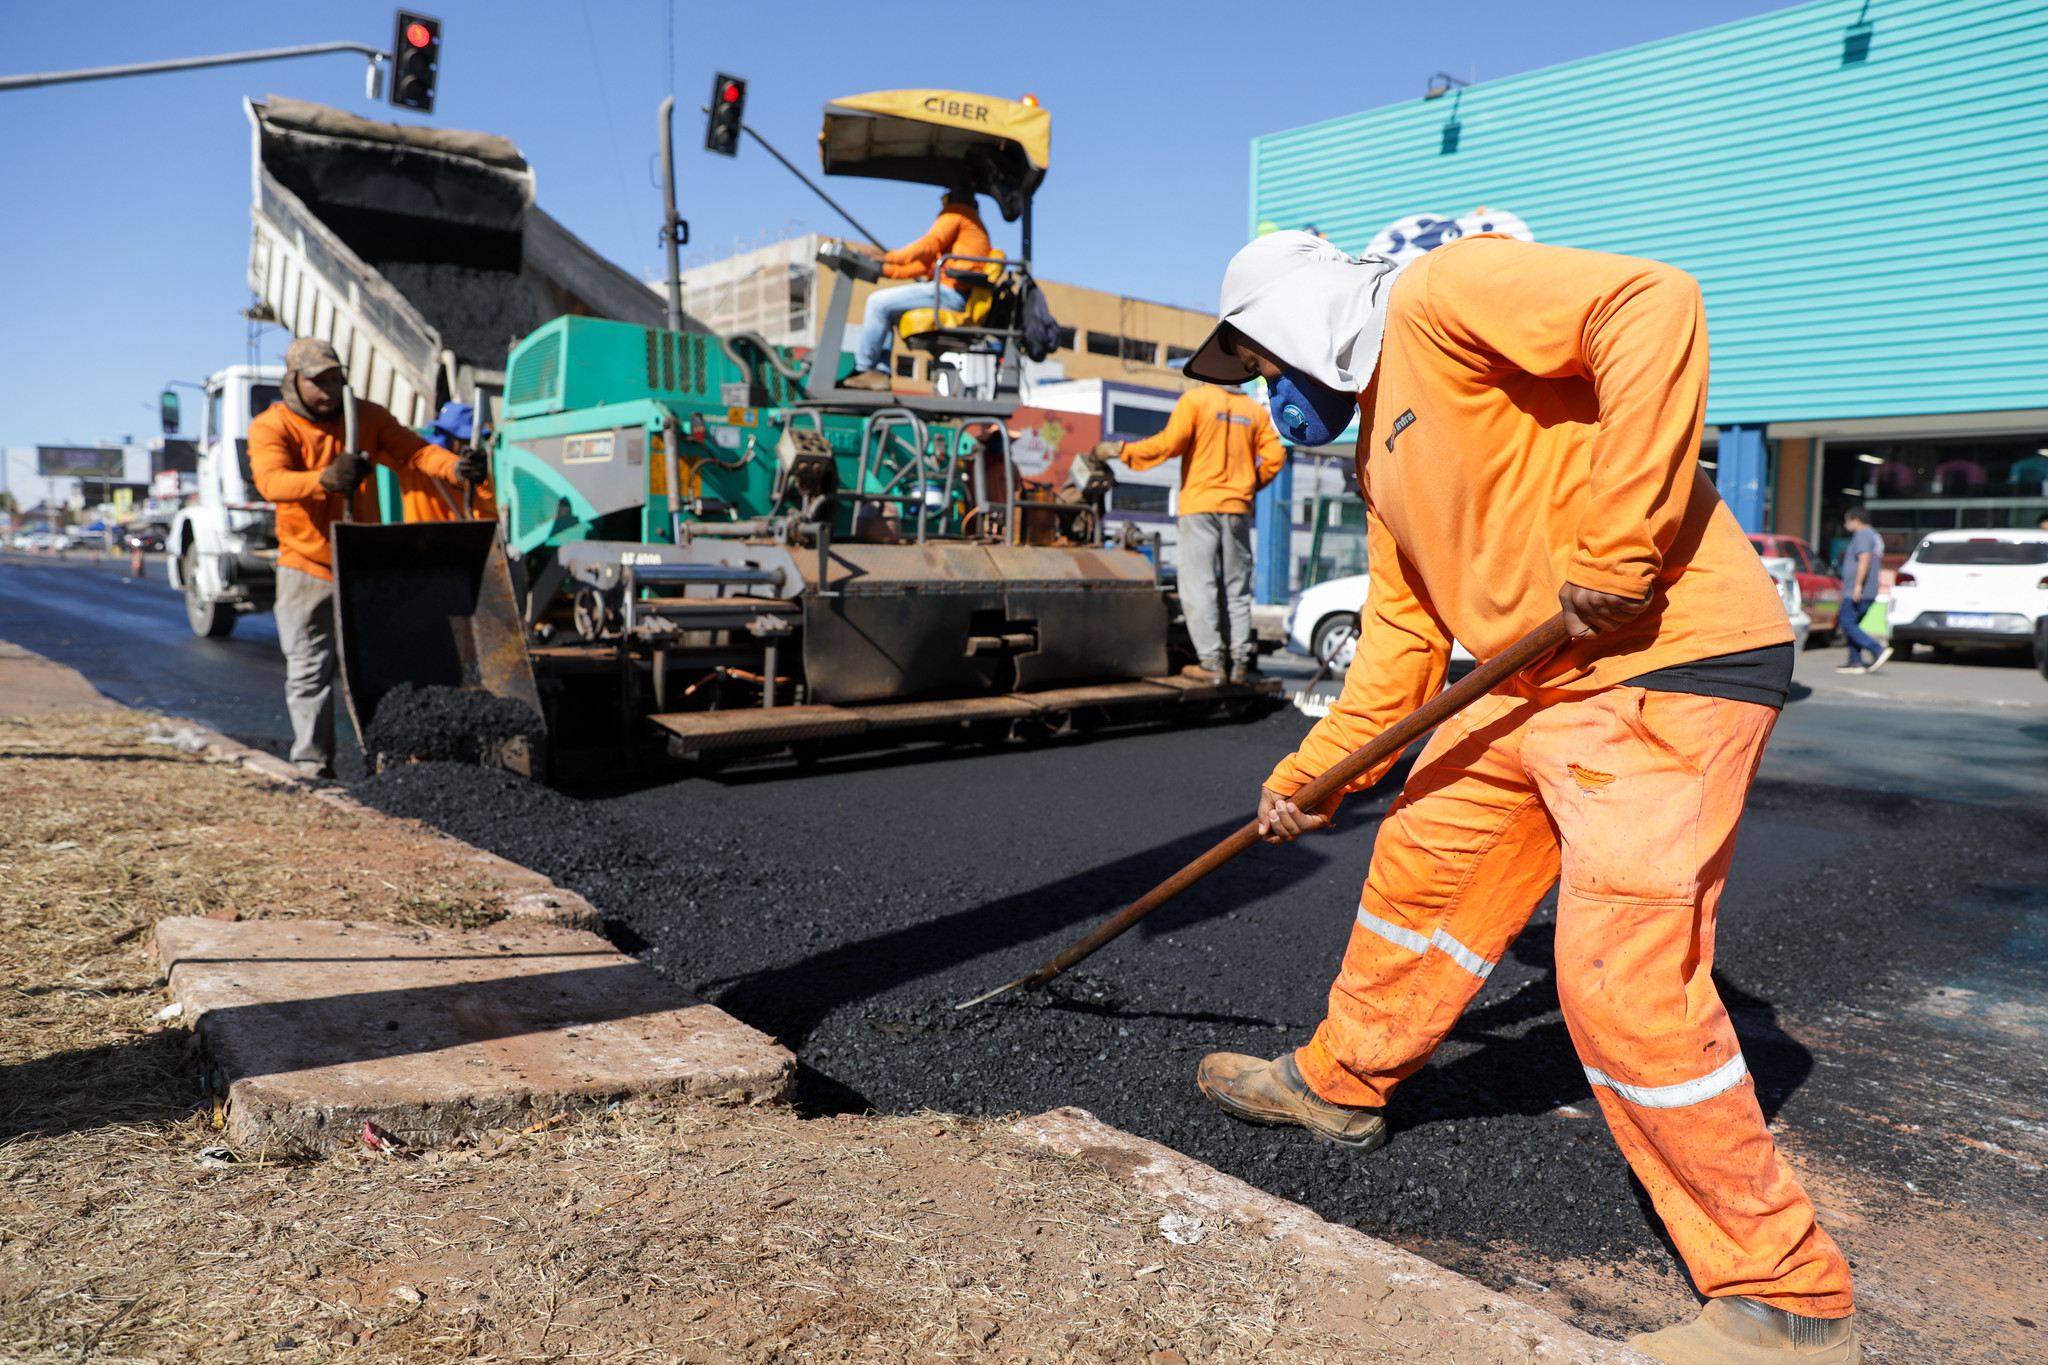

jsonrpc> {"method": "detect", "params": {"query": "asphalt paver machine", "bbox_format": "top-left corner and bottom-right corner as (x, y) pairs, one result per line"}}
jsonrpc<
(338, 89), (1278, 777)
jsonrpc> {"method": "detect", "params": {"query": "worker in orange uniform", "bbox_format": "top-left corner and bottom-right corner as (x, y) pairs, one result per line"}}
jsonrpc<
(840, 187), (993, 391)
(247, 339), (485, 778)
(1092, 385), (1286, 682)
(1179, 232), (1857, 1364)
(392, 401), (500, 524)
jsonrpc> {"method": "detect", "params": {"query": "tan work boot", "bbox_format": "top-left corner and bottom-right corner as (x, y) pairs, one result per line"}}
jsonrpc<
(1228, 656), (1261, 685)
(840, 369), (894, 391)
(1196, 1052), (1386, 1150)
(1630, 1298), (1859, 1364)
(1181, 658), (1227, 683)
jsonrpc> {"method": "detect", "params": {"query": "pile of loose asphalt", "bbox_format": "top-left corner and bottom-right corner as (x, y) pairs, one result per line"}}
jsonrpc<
(361, 682), (544, 768)
(353, 706), (2048, 1305)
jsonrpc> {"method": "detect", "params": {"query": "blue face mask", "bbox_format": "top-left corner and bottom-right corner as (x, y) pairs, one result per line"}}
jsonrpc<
(1267, 369), (1355, 446)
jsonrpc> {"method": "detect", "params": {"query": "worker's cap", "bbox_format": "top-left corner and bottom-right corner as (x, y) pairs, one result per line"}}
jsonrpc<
(432, 401), (475, 441)
(1180, 319), (1255, 386)
(285, 337), (345, 378)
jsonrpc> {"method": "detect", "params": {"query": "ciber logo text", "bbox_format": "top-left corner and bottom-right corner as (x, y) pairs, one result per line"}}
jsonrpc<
(924, 97), (991, 122)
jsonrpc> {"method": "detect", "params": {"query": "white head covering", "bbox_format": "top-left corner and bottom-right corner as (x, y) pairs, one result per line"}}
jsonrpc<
(1182, 231), (1409, 394)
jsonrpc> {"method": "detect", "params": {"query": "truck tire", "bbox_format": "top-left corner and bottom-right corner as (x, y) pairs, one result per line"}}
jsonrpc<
(181, 543), (236, 639)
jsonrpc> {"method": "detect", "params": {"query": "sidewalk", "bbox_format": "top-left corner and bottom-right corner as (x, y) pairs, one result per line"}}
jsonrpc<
(1794, 642), (2046, 710)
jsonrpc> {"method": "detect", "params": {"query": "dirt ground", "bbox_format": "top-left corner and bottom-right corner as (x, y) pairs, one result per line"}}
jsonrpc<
(0, 710), (1474, 1364)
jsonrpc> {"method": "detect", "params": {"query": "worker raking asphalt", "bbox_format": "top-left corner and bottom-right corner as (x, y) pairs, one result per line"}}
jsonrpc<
(349, 710), (2047, 1337)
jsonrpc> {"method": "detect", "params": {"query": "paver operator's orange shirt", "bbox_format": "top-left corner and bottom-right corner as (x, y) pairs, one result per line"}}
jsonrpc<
(1117, 384), (1287, 517)
(247, 398), (461, 581)
(1266, 236), (1790, 800)
(881, 202), (993, 282)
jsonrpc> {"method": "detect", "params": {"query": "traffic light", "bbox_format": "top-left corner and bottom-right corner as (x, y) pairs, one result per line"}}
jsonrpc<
(705, 73), (746, 156)
(159, 391), (180, 436)
(390, 10), (441, 113)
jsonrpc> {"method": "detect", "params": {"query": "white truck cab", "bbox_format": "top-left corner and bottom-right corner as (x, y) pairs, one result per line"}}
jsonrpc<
(165, 365), (285, 636)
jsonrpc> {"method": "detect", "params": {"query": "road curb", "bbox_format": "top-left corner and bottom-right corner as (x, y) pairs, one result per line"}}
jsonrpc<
(162, 716), (604, 932)
(1016, 1107), (1656, 1364)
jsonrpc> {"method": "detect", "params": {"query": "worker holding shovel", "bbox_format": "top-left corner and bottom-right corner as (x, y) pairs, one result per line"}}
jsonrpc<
(1176, 232), (1855, 1363)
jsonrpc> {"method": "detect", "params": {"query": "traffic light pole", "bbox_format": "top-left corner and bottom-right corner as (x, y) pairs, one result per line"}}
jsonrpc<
(658, 96), (687, 335)
(0, 41), (388, 93)
(729, 117), (885, 251)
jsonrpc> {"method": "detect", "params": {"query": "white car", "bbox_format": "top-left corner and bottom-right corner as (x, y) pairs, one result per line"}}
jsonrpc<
(1284, 574), (1474, 672)
(1287, 560), (1811, 670)
(1887, 528), (2048, 668)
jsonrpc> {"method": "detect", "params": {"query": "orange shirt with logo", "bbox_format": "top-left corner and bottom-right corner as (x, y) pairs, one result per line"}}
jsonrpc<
(1267, 236), (1790, 799)
(1116, 384), (1286, 516)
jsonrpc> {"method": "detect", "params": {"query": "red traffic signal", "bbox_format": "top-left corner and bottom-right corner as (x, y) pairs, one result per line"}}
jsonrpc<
(389, 9), (441, 114)
(705, 72), (746, 157)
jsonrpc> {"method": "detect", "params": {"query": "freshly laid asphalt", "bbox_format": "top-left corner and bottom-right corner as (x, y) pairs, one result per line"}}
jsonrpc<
(10, 553), (2048, 1339)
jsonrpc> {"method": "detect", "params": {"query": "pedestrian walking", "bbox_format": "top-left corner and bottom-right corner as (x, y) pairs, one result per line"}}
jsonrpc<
(1180, 230), (1856, 1362)
(1835, 508), (1889, 674)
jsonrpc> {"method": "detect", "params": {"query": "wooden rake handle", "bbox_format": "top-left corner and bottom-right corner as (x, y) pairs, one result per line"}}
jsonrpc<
(970, 613), (1570, 1005)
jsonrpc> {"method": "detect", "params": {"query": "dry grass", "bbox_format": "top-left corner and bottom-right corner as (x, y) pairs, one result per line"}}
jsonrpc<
(0, 1101), (1405, 1364)
(0, 711), (1420, 1364)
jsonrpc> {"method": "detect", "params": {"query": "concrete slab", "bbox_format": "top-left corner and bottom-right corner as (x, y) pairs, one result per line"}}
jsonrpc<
(0, 638), (123, 714)
(1018, 1107), (1655, 1365)
(152, 916), (795, 1155)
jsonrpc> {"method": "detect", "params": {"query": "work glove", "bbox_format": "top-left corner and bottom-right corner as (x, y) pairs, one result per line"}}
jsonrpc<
(1090, 441), (1123, 463)
(455, 448), (489, 484)
(318, 448), (366, 494)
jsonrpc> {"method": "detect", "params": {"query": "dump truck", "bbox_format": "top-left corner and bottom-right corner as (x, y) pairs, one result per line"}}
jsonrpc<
(331, 89), (1279, 778)
(170, 97), (677, 640)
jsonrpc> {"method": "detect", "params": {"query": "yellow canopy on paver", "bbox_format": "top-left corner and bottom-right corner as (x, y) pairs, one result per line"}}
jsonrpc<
(819, 89), (1049, 221)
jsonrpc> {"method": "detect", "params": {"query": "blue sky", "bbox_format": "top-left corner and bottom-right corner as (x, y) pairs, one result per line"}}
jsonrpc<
(0, 0), (1798, 450)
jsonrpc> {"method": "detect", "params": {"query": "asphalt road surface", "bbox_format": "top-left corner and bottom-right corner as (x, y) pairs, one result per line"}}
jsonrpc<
(8, 552), (2046, 1356)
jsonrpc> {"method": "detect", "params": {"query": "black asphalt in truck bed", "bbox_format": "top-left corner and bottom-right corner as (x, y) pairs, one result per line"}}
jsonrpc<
(353, 706), (2048, 1331)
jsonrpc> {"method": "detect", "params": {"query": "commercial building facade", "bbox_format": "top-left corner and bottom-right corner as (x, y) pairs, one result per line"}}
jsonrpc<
(671, 233), (1213, 395)
(1249, 0), (2048, 569)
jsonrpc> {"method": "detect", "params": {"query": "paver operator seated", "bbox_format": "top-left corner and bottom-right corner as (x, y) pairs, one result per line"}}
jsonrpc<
(1179, 232), (1856, 1364)
(247, 338), (486, 779)
(1091, 386), (1286, 683)
(839, 188), (992, 391)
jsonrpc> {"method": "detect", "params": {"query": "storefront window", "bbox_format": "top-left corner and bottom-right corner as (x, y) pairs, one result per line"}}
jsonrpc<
(1819, 435), (2048, 563)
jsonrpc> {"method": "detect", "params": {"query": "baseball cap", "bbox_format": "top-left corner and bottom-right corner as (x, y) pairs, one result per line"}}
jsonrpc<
(285, 337), (344, 377)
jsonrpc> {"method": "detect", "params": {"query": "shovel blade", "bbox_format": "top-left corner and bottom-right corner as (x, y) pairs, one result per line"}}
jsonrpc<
(332, 520), (545, 777)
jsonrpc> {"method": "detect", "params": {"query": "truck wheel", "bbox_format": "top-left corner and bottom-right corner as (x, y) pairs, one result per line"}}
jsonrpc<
(181, 544), (235, 638)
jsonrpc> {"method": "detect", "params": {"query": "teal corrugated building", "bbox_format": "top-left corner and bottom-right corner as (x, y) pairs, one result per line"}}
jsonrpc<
(1250, 0), (2048, 551)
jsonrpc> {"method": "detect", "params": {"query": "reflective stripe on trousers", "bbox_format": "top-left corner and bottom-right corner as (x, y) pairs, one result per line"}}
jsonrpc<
(1293, 685), (1854, 1316)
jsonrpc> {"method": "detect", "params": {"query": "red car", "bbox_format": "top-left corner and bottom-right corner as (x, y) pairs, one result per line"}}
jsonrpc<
(1748, 533), (1839, 635)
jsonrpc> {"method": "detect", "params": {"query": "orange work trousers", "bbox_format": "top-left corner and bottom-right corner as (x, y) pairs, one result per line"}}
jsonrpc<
(1294, 685), (1854, 1316)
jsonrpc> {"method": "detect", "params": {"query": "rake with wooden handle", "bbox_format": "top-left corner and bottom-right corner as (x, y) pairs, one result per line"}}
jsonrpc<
(955, 613), (1572, 1009)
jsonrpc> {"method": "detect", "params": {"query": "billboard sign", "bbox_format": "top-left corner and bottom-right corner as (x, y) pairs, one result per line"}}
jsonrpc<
(37, 446), (126, 477)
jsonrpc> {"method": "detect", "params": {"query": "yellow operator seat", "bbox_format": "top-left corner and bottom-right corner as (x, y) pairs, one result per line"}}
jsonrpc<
(895, 250), (1007, 353)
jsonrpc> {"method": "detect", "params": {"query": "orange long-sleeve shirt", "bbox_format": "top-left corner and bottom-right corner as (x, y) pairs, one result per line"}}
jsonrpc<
(882, 203), (993, 282)
(1116, 384), (1286, 516)
(247, 398), (460, 580)
(1266, 235), (1789, 800)
(395, 463), (498, 524)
